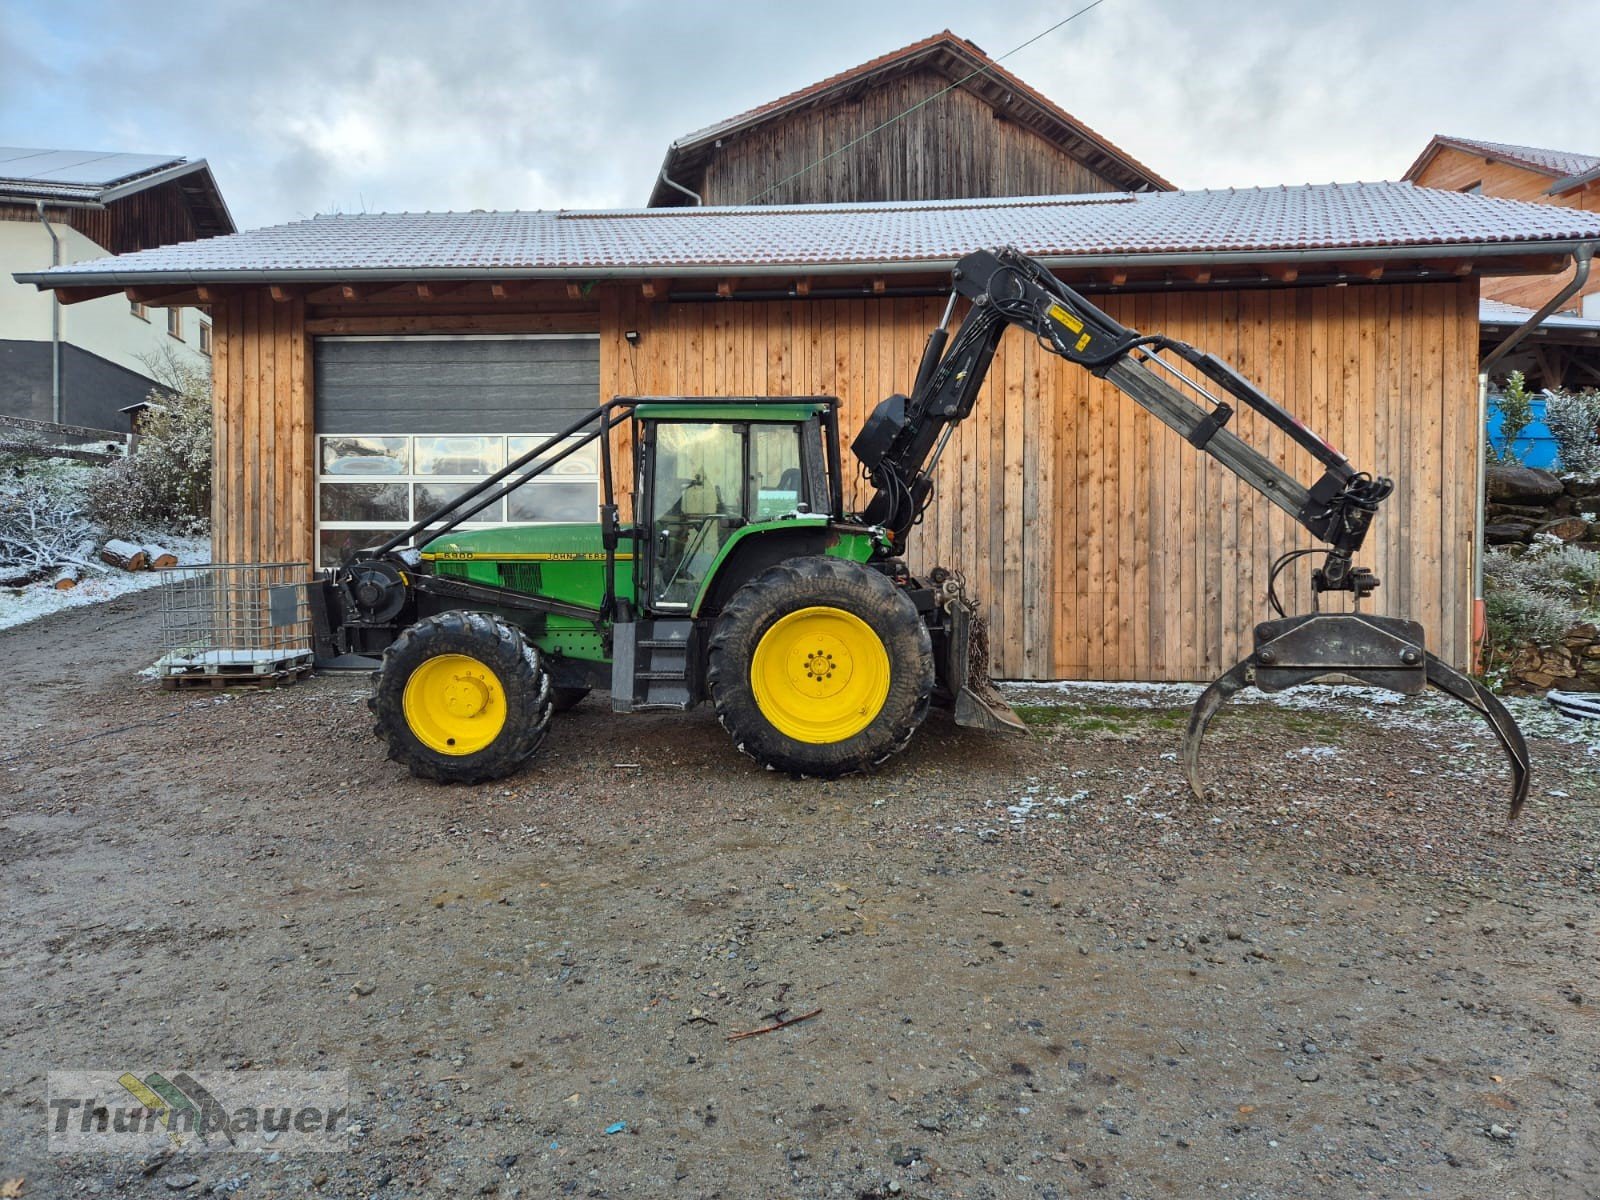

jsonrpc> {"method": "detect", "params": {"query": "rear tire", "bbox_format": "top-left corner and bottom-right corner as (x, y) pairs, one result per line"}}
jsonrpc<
(369, 610), (553, 783)
(707, 556), (933, 776)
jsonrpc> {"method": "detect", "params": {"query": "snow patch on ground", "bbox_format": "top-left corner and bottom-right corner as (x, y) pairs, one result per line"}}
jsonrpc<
(1003, 783), (1090, 826)
(1000, 678), (1406, 709)
(0, 535), (210, 633)
(998, 678), (1600, 755)
(1004, 679), (1204, 703)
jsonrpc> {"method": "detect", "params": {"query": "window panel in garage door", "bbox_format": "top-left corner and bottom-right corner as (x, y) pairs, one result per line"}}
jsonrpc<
(313, 334), (601, 568)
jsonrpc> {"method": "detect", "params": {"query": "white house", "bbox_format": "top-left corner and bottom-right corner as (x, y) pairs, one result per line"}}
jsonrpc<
(0, 147), (233, 430)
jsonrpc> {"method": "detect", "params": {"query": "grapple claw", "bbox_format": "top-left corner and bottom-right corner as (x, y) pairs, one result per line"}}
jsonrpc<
(1181, 612), (1531, 817)
(1422, 652), (1532, 820)
(1182, 659), (1254, 801)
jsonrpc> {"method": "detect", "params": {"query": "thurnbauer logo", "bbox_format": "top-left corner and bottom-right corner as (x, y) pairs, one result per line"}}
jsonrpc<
(48, 1070), (349, 1155)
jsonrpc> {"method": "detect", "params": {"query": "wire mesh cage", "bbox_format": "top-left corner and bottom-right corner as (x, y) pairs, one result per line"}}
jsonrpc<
(155, 563), (314, 684)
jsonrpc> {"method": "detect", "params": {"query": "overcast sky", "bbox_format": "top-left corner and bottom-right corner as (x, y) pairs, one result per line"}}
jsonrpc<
(2, 0), (1593, 231)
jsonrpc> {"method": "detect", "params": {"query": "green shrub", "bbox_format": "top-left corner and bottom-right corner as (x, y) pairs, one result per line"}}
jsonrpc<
(1545, 387), (1600, 480)
(1484, 583), (1582, 652)
(1492, 370), (1535, 465)
(1483, 541), (1600, 657)
(1533, 543), (1600, 607)
(85, 348), (211, 537)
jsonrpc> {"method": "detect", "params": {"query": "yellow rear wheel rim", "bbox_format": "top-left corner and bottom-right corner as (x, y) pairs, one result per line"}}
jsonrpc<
(751, 606), (890, 744)
(402, 653), (508, 756)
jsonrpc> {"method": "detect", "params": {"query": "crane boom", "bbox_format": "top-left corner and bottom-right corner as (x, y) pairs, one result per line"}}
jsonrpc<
(852, 245), (1529, 816)
(853, 246), (1391, 597)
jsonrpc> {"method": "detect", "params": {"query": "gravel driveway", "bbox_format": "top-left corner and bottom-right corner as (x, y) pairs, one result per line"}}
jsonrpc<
(3, 591), (1598, 1199)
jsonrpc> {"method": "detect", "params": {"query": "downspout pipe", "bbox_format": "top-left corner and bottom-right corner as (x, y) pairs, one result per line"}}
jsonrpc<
(1472, 241), (1594, 672)
(1481, 243), (1593, 376)
(35, 200), (62, 424)
(658, 165), (702, 207)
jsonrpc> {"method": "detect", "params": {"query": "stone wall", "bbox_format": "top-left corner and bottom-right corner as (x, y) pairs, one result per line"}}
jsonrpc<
(1485, 465), (1600, 547)
(1485, 464), (1600, 693)
(1502, 622), (1600, 692)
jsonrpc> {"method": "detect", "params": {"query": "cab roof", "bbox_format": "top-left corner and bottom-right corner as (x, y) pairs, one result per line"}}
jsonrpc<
(631, 399), (831, 422)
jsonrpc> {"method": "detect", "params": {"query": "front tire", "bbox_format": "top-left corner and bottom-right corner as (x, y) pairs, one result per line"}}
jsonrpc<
(369, 610), (553, 783)
(707, 557), (933, 776)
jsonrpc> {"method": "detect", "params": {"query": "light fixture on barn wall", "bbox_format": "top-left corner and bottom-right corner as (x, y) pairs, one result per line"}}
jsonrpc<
(624, 330), (642, 346)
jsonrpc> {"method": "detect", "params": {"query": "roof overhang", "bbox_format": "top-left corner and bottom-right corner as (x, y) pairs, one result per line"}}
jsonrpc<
(17, 239), (1591, 292)
(1550, 164), (1600, 195)
(1481, 311), (1600, 346)
(1, 158), (235, 236)
(1405, 134), (1600, 187)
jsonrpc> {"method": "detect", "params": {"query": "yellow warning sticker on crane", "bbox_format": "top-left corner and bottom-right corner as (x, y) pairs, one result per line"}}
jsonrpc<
(1046, 304), (1084, 334)
(1047, 303), (1095, 353)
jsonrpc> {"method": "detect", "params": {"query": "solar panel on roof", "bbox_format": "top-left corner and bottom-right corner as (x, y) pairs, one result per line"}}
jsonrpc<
(0, 146), (183, 187)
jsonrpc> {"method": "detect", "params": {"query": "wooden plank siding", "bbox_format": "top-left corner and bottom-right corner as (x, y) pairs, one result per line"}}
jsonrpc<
(207, 277), (1478, 680)
(1, 178), (207, 254)
(596, 279), (1479, 680)
(210, 291), (313, 567)
(695, 69), (1120, 207)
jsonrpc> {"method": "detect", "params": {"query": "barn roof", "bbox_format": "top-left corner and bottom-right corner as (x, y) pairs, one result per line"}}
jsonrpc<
(16, 181), (1600, 289)
(0, 146), (235, 234)
(1404, 135), (1600, 194)
(1480, 297), (1600, 333)
(648, 30), (1174, 204)
(0, 147), (233, 228)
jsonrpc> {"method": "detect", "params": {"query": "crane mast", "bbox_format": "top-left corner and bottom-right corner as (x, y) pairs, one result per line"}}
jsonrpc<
(852, 247), (1392, 598)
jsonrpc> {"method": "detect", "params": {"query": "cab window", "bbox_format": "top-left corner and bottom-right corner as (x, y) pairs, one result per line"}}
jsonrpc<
(748, 423), (806, 518)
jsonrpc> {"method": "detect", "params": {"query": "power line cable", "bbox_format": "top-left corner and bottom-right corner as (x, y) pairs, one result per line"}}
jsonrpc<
(744, 2), (1111, 205)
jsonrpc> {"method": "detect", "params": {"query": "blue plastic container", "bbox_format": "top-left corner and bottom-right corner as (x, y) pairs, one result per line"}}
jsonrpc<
(1486, 395), (1558, 470)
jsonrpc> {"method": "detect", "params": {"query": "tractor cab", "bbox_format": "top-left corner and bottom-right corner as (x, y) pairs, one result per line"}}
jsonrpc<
(633, 402), (837, 611)
(317, 395), (881, 717)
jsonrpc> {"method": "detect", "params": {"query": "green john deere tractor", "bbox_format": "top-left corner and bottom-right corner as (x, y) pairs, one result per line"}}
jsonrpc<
(313, 247), (1529, 812)
(314, 396), (1011, 784)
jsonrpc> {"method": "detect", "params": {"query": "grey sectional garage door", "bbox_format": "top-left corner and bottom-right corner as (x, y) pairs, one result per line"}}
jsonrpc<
(313, 334), (599, 434)
(311, 334), (603, 568)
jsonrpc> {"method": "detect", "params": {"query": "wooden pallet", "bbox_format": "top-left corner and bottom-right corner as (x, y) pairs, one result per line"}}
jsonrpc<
(159, 662), (314, 691)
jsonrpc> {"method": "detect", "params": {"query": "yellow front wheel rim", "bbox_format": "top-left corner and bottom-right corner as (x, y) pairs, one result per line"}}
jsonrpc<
(402, 653), (508, 756)
(751, 606), (890, 744)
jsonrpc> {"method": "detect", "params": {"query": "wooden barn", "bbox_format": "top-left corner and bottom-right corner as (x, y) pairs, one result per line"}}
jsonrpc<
(646, 30), (1171, 207)
(16, 38), (1600, 682)
(1402, 135), (1600, 392)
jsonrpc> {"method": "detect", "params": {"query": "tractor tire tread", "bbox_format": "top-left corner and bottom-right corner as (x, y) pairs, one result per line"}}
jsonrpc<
(706, 556), (932, 777)
(370, 609), (553, 784)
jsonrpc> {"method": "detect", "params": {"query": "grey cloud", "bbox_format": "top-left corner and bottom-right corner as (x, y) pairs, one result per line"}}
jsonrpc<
(2, 0), (1593, 230)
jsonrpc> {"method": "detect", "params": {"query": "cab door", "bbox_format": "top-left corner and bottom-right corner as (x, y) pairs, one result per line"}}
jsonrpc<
(639, 419), (749, 610)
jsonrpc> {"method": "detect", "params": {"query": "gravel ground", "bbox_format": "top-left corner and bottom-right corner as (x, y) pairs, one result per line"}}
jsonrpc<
(3, 591), (1599, 1200)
